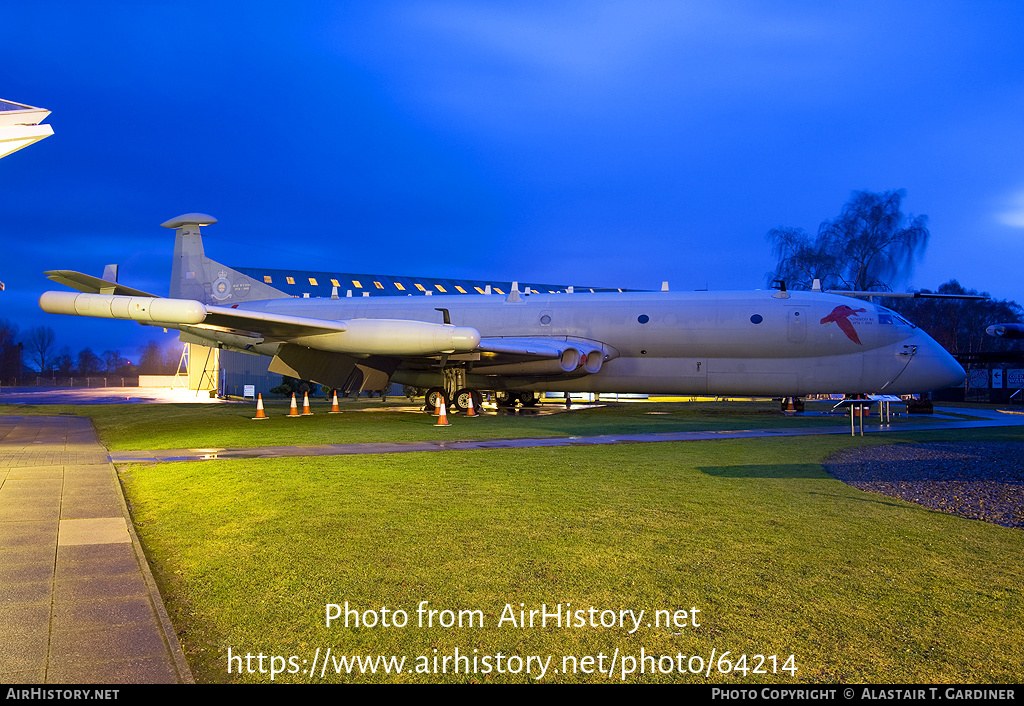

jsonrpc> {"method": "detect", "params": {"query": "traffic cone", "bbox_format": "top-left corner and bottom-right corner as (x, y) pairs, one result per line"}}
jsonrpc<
(302, 391), (313, 415)
(329, 390), (342, 413)
(434, 399), (451, 426)
(287, 393), (300, 417)
(465, 393), (478, 417)
(252, 393), (269, 420)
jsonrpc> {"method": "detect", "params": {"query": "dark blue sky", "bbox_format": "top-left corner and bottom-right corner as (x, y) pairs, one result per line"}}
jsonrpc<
(3, 1), (1024, 364)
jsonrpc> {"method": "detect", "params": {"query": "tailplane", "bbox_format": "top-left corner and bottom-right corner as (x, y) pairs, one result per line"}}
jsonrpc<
(165, 213), (289, 304)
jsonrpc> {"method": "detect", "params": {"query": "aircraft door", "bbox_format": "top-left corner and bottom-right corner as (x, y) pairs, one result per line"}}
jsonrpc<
(787, 307), (807, 343)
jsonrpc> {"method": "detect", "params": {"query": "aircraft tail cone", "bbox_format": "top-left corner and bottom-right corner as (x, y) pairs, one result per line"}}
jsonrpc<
(329, 390), (342, 413)
(302, 391), (313, 415)
(287, 393), (300, 418)
(435, 400), (451, 426)
(252, 393), (269, 420)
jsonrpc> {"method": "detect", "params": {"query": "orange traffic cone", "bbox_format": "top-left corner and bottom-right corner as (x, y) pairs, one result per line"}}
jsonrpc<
(434, 399), (451, 426)
(465, 393), (478, 417)
(287, 393), (300, 417)
(302, 391), (313, 415)
(252, 393), (269, 420)
(329, 390), (342, 413)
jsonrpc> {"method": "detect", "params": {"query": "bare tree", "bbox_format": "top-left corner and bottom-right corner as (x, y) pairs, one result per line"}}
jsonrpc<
(76, 347), (103, 376)
(26, 326), (56, 373)
(769, 189), (929, 291)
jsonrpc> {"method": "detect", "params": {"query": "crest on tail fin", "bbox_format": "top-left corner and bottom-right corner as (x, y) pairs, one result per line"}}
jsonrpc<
(165, 213), (289, 304)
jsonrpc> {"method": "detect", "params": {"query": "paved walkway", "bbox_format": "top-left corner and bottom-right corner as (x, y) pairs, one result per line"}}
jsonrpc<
(0, 416), (192, 683)
(109, 407), (1024, 463)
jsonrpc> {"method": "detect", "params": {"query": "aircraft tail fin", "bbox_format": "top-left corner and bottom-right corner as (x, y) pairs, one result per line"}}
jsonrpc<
(165, 213), (289, 304)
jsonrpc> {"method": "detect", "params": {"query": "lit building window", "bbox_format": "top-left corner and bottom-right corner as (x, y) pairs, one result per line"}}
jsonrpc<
(474, 286), (485, 294)
(394, 282), (406, 291)
(493, 287), (505, 294)
(308, 277), (318, 286)
(414, 283), (426, 292)
(330, 279), (340, 287)
(352, 280), (363, 288)
(263, 275), (273, 284)
(374, 281), (384, 289)
(286, 277), (295, 285)
(434, 284), (447, 293)
(455, 286), (467, 294)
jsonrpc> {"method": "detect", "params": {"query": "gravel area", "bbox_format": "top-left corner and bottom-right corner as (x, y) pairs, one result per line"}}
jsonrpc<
(822, 442), (1024, 529)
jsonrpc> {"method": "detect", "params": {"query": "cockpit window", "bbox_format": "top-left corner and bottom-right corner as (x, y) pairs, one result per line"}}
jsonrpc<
(878, 306), (915, 328)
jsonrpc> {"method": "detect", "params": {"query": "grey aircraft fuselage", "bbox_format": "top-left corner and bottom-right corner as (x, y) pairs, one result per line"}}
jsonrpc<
(195, 288), (964, 397)
(39, 214), (966, 399)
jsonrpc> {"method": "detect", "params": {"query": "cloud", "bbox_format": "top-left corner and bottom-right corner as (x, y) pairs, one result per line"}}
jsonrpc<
(995, 189), (1024, 228)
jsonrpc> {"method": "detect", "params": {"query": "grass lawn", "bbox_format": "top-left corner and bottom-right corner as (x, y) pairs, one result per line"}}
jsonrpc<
(115, 424), (1024, 684)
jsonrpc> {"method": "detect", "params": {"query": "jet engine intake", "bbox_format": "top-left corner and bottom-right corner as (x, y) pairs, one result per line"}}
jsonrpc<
(579, 347), (605, 374)
(474, 347), (582, 376)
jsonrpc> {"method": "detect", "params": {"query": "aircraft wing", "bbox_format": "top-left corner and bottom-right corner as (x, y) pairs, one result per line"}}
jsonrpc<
(200, 305), (348, 338)
(45, 270), (159, 298)
(39, 290), (615, 382)
(829, 290), (988, 301)
(38, 291), (481, 357)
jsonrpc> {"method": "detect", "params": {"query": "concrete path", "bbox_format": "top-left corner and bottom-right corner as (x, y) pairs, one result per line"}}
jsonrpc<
(109, 407), (1024, 463)
(0, 415), (192, 683)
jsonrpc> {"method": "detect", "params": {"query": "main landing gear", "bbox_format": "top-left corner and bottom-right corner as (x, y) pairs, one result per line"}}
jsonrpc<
(424, 386), (483, 413)
(422, 387), (540, 412)
(495, 391), (541, 408)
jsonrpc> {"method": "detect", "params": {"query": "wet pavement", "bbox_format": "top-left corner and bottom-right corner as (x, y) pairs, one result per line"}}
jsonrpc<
(0, 386), (223, 405)
(108, 407), (1024, 463)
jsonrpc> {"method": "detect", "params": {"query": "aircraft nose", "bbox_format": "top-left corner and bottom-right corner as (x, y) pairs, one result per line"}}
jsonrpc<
(906, 335), (965, 392)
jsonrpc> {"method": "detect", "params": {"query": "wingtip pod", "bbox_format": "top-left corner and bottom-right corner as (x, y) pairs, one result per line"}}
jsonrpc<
(39, 291), (207, 324)
(986, 323), (1024, 339)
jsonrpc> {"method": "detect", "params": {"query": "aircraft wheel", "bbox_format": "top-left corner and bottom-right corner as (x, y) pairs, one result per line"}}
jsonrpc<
(495, 391), (519, 407)
(424, 386), (448, 412)
(519, 391), (541, 407)
(453, 388), (482, 412)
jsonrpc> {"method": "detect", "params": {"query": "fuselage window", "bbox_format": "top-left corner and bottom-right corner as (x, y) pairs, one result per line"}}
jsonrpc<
(638, 314), (650, 324)
(750, 314), (763, 324)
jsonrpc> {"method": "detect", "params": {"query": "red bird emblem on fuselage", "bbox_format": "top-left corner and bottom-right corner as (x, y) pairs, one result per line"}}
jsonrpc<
(820, 305), (867, 345)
